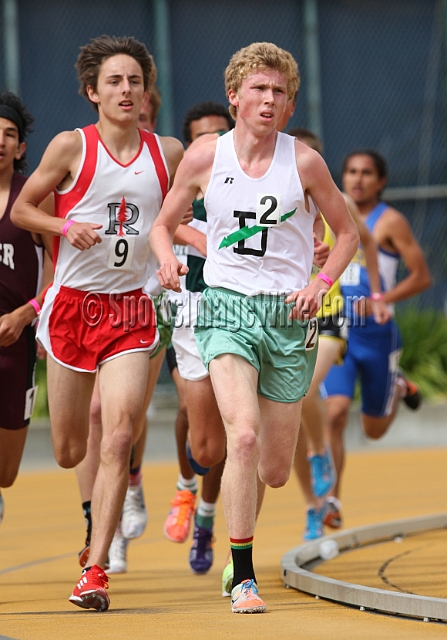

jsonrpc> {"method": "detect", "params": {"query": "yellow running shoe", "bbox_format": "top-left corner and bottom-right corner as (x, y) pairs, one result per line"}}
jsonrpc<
(222, 558), (234, 596)
(163, 489), (196, 543)
(231, 579), (266, 613)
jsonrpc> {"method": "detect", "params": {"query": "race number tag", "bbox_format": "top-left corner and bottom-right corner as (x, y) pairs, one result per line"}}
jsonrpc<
(305, 318), (318, 351)
(340, 262), (360, 286)
(256, 194), (282, 227)
(24, 385), (38, 420)
(108, 237), (135, 270)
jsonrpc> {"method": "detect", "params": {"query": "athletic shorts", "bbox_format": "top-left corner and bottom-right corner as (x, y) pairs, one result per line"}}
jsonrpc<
(318, 313), (349, 364)
(194, 287), (318, 403)
(172, 292), (208, 381)
(321, 318), (402, 417)
(166, 345), (177, 375)
(0, 325), (37, 430)
(151, 291), (173, 358)
(37, 283), (159, 373)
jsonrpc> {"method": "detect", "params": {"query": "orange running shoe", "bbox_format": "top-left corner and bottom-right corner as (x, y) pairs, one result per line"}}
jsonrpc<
(163, 489), (196, 543)
(231, 579), (266, 613)
(69, 565), (110, 611)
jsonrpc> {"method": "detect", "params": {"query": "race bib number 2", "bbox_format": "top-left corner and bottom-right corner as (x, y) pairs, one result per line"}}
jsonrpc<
(256, 193), (282, 226)
(305, 318), (318, 351)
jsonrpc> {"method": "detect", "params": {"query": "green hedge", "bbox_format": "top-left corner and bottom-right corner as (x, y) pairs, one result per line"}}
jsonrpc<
(396, 307), (447, 402)
(34, 358), (49, 418)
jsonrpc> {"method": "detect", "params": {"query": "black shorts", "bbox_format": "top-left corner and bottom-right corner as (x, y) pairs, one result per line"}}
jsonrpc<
(166, 344), (178, 375)
(0, 325), (37, 430)
(317, 314), (349, 341)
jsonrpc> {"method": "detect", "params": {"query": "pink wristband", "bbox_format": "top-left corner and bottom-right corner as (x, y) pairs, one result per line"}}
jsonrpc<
(371, 292), (384, 301)
(61, 220), (75, 237)
(28, 298), (41, 316)
(316, 272), (333, 288)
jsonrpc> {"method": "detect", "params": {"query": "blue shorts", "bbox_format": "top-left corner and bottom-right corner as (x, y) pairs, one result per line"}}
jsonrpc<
(321, 318), (402, 417)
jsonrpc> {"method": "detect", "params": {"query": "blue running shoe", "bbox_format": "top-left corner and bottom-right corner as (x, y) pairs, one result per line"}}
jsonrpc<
(308, 448), (336, 498)
(189, 522), (214, 574)
(186, 441), (210, 476)
(304, 507), (324, 541)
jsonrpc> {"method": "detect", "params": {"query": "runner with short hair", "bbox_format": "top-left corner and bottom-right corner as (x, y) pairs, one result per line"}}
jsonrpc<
(150, 42), (359, 613)
(12, 35), (183, 611)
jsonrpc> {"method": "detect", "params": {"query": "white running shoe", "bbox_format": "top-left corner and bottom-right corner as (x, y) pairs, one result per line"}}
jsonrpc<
(108, 528), (129, 574)
(121, 482), (148, 539)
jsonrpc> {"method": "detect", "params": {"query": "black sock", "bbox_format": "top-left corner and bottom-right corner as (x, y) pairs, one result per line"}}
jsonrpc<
(129, 445), (136, 470)
(231, 538), (256, 588)
(82, 501), (92, 545)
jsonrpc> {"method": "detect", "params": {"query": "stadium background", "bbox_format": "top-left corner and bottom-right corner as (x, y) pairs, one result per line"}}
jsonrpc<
(1, 0), (445, 313)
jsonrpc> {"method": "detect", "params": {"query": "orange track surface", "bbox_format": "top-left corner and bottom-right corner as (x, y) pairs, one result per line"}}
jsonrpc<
(0, 448), (446, 639)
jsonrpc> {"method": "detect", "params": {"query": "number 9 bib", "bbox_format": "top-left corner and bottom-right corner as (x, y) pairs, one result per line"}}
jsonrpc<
(108, 237), (136, 270)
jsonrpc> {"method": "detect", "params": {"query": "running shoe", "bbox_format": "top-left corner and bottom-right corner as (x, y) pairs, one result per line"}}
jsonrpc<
(78, 541), (90, 568)
(323, 499), (343, 529)
(78, 543), (110, 571)
(108, 527), (129, 574)
(164, 489), (196, 543)
(222, 558), (234, 597)
(308, 448), (336, 498)
(121, 481), (148, 539)
(304, 506), (324, 540)
(189, 522), (213, 574)
(231, 579), (266, 613)
(186, 441), (210, 476)
(0, 491), (4, 524)
(397, 368), (422, 411)
(69, 564), (110, 611)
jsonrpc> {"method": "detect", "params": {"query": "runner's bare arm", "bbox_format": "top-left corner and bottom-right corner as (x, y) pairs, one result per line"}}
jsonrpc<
(159, 136), (184, 185)
(11, 131), (102, 250)
(379, 209), (431, 303)
(150, 140), (215, 291)
(173, 224), (207, 258)
(0, 247), (53, 347)
(287, 143), (359, 319)
(345, 194), (391, 324)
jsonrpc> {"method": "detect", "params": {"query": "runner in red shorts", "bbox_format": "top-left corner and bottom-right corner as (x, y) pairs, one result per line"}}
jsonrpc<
(12, 35), (183, 611)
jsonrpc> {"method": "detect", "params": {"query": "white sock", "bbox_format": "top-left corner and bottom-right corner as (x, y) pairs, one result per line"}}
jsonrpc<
(196, 498), (216, 519)
(327, 496), (341, 510)
(177, 473), (198, 494)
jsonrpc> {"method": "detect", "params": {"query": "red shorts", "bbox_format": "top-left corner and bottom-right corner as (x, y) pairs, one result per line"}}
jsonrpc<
(37, 284), (159, 372)
(0, 325), (37, 430)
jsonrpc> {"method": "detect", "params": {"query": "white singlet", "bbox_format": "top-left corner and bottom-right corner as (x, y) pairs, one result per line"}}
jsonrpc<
(203, 130), (317, 296)
(53, 124), (169, 293)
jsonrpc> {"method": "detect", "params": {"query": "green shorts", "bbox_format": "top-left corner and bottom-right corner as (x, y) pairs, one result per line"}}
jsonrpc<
(151, 291), (173, 358)
(194, 287), (318, 403)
